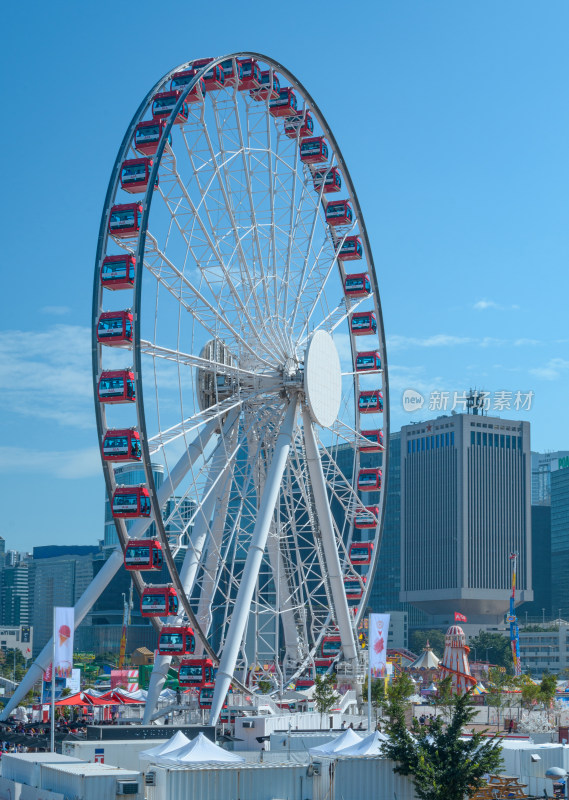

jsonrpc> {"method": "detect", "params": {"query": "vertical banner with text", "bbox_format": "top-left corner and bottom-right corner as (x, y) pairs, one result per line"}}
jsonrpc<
(369, 613), (390, 679)
(54, 607), (74, 678)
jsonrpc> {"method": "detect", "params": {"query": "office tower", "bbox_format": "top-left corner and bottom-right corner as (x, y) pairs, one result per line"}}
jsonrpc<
(518, 505), (552, 621)
(0, 537), (5, 568)
(0, 560), (31, 627)
(30, 546), (99, 656)
(551, 461), (569, 618)
(400, 413), (532, 623)
(532, 450), (569, 505)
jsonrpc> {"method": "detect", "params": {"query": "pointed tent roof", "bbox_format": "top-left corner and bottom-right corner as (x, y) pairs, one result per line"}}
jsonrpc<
(338, 729), (389, 756)
(139, 730), (191, 760)
(308, 727), (362, 756)
(409, 642), (440, 670)
(159, 732), (245, 765)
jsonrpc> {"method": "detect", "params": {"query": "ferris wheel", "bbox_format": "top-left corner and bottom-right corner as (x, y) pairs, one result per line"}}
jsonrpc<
(92, 52), (389, 724)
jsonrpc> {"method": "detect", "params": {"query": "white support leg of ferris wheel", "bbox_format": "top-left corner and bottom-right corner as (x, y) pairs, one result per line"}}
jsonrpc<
(265, 520), (304, 666)
(142, 408), (240, 723)
(209, 397), (298, 724)
(0, 547), (124, 721)
(1, 420), (218, 723)
(302, 406), (357, 664)
(193, 463), (235, 655)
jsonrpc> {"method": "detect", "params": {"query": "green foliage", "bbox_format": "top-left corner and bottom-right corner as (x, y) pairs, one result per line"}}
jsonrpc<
(382, 689), (503, 800)
(468, 631), (513, 671)
(409, 630), (446, 659)
(257, 679), (272, 694)
(521, 624), (559, 633)
(538, 672), (557, 707)
(0, 649), (28, 682)
(313, 674), (336, 716)
(388, 672), (415, 706)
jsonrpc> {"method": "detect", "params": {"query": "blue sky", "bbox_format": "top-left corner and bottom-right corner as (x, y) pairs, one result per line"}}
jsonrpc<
(1, 0), (568, 552)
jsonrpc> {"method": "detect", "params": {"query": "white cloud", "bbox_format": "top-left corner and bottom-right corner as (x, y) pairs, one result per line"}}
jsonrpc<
(388, 334), (474, 351)
(530, 358), (569, 381)
(0, 325), (94, 428)
(0, 446), (101, 479)
(473, 299), (520, 311)
(41, 306), (70, 316)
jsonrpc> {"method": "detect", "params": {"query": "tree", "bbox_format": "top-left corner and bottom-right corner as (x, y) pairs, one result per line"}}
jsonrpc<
(382, 689), (503, 800)
(538, 672), (557, 708)
(409, 629), (446, 659)
(313, 675), (336, 719)
(468, 632), (513, 672)
(485, 667), (512, 727)
(257, 679), (272, 694)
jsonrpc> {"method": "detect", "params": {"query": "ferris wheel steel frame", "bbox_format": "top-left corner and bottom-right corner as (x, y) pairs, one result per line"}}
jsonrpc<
(91, 52), (390, 724)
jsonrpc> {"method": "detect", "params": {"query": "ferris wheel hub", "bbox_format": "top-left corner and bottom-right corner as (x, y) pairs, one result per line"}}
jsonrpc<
(304, 330), (341, 428)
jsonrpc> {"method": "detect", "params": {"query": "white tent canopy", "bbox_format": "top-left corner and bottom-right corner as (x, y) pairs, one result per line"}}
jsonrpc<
(339, 730), (389, 756)
(308, 728), (362, 756)
(139, 730), (191, 761)
(159, 732), (245, 765)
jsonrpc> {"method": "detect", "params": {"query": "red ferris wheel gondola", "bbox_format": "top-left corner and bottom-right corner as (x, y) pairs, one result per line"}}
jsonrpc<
(178, 658), (214, 688)
(102, 428), (141, 462)
(97, 370), (136, 404)
(124, 539), (163, 571)
(158, 626), (196, 656)
(140, 586), (178, 617)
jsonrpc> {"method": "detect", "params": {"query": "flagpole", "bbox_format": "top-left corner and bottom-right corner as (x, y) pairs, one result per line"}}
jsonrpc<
(367, 613), (372, 732)
(50, 608), (55, 753)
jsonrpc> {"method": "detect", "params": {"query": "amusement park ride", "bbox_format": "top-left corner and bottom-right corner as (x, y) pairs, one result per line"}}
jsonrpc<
(1, 53), (389, 725)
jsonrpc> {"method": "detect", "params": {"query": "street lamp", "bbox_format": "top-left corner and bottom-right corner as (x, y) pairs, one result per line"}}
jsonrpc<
(485, 647), (494, 664)
(471, 647), (477, 663)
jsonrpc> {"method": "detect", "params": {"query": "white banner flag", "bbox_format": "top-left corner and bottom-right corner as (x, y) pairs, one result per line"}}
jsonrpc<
(369, 613), (390, 678)
(54, 607), (74, 678)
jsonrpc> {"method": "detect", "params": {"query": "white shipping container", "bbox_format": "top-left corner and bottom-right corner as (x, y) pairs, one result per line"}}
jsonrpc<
(40, 762), (142, 800)
(147, 760), (327, 800)
(334, 756), (419, 800)
(62, 738), (167, 772)
(1, 753), (84, 788)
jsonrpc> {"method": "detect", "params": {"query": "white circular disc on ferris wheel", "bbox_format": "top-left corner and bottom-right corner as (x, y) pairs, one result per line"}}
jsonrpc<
(305, 330), (341, 428)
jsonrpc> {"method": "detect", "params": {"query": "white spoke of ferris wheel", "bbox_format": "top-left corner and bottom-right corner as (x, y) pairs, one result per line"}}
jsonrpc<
(142, 407), (240, 724)
(295, 238), (350, 345)
(139, 340), (272, 381)
(156, 159), (283, 364)
(330, 417), (386, 452)
(209, 396), (298, 724)
(296, 293), (371, 350)
(208, 98), (289, 357)
(143, 236), (276, 369)
(146, 394), (244, 452)
(182, 109), (289, 360)
(124, 416), (220, 541)
(302, 407), (357, 664)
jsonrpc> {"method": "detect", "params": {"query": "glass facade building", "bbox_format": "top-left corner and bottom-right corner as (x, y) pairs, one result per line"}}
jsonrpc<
(551, 466), (569, 618)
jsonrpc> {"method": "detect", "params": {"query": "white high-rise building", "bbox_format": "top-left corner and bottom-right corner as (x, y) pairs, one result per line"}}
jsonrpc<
(400, 413), (533, 623)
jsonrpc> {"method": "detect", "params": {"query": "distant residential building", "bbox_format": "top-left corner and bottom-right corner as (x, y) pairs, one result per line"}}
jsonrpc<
(0, 625), (33, 658)
(532, 450), (569, 505)
(400, 412), (532, 623)
(551, 462), (569, 618)
(386, 611), (408, 650)
(519, 621), (569, 677)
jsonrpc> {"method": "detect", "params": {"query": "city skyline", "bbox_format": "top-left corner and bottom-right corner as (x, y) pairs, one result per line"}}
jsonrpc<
(1, 1), (568, 551)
